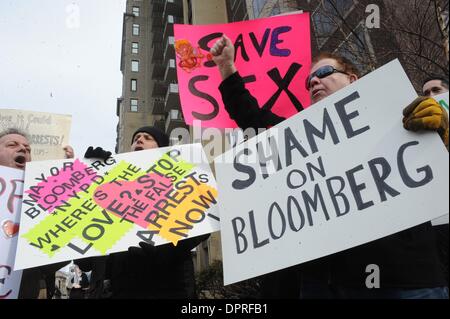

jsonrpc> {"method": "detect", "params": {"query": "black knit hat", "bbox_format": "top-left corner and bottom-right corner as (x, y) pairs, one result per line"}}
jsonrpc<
(131, 126), (169, 147)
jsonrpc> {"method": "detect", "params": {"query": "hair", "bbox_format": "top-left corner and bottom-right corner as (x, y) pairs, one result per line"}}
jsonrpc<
(0, 128), (30, 141)
(312, 52), (361, 78)
(422, 76), (449, 90)
(131, 126), (169, 147)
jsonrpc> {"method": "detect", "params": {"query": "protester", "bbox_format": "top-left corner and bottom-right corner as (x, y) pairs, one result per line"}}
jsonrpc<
(0, 128), (72, 299)
(422, 76), (449, 97)
(211, 35), (448, 299)
(0, 128), (31, 170)
(69, 264), (89, 299)
(416, 75), (449, 287)
(70, 256), (107, 299)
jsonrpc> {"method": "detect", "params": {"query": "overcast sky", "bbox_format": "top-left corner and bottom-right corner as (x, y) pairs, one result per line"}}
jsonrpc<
(0, 0), (126, 156)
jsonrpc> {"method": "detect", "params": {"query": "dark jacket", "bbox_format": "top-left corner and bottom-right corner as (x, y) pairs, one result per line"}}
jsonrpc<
(18, 261), (70, 299)
(219, 72), (446, 295)
(76, 256), (108, 299)
(106, 235), (209, 299)
(70, 272), (89, 288)
(69, 272), (89, 299)
(433, 224), (449, 286)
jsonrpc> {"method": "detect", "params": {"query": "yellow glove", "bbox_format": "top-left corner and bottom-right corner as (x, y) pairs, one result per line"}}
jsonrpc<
(403, 96), (449, 149)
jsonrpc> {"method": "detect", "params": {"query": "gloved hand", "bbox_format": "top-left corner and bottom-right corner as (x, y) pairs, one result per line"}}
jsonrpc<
(403, 96), (449, 149)
(84, 146), (112, 160)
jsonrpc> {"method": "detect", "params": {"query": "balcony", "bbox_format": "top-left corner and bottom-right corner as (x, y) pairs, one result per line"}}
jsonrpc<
(163, 15), (183, 46)
(152, 26), (163, 44)
(164, 83), (180, 112)
(151, 43), (164, 63)
(163, 36), (175, 62)
(165, 109), (187, 134)
(151, 15), (163, 31)
(164, 59), (176, 83)
(151, 98), (165, 115)
(163, 0), (183, 19)
(151, 0), (164, 15)
(154, 117), (166, 132)
(152, 60), (165, 80)
(152, 80), (168, 98)
(116, 97), (123, 117)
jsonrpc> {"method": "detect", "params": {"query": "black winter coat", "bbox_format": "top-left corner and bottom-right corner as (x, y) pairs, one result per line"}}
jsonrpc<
(106, 235), (209, 299)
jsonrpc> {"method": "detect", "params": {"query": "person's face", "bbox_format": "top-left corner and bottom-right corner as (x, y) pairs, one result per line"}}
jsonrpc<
(308, 58), (358, 104)
(0, 134), (31, 170)
(131, 132), (159, 151)
(422, 80), (448, 97)
(63, 145), (74, 159)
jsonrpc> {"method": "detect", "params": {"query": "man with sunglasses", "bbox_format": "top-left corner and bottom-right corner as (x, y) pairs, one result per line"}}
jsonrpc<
(210, 35), (448, 299)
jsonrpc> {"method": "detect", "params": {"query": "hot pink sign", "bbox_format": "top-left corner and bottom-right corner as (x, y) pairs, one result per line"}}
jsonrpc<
(93, 173), (174, 229)
(174, 12), (311, 128)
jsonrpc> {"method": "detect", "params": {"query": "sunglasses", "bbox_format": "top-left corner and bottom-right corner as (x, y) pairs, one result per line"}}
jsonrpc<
(305, 65), (349, 90)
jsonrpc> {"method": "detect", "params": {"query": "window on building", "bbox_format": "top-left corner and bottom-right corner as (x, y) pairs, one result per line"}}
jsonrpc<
(169, 109), (180, 120)
(131, 60), (139, 72)
(269, 2), (280, 16)
(132, 24), (140, 36)
(334, 22), (376, 75)
(130, 99), (138, 112)
(312, 0), (356, 48)
(334, 0), (355, 16)
(312, 11), (335, 48)
(131, 79), (137, 92)
(252, 0), (267, 18)
(132, 42), (139, 54)
(132, 6), (140, 16)
(226, 0), (249, 22)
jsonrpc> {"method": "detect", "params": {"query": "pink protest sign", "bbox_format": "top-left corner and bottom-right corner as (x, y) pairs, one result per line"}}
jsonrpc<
(174, 12), (311, 128)
(93, 173), (174, 229)
(25, 159), (101, 213)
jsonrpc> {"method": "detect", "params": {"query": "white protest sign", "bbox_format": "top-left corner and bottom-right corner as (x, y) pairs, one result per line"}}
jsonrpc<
(14, 143), (219, 270)
(433, 214), (449, 226)
(431, 92), (449, 226)
(214, 60), (449, 285)
(0, 166), (24, 299)
(0, 109), (71, 161)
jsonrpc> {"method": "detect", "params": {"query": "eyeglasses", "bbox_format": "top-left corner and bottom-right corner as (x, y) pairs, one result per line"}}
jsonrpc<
(305, 65), (349, 90)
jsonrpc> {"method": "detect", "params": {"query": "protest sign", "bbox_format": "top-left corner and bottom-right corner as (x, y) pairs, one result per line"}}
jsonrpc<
(14, 143), (219, 270)
(174, 12), (311, 128)
(432, 213), (449, 226)
(0, 109), (71, 161)
(214, 60), (449, 285)
(0, 166), (24, 299)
